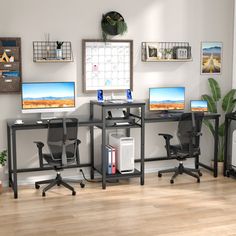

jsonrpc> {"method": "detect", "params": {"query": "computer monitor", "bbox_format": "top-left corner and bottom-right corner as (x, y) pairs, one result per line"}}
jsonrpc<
(190, 100), (208, 112)
(149, 87), (185, 112)
(21, 82), (76, 119)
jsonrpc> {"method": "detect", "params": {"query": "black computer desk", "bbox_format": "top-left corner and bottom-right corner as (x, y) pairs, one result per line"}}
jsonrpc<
(143, 112), (220, 178)
(7, 112), (220, 199)
(7, 118), (102, 199)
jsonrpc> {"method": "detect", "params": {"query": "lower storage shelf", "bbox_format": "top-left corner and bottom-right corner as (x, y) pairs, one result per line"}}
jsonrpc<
(94, 166), (141, 180)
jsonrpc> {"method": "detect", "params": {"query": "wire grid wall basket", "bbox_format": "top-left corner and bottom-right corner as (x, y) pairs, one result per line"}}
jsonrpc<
(142, 42), (192, 61)
(33, 41), (73, 62)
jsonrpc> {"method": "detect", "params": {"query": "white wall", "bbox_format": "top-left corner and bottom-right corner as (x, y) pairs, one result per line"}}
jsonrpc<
(0, 0), (234, 184)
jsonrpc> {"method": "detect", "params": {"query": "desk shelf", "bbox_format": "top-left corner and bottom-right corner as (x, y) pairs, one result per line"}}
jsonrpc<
(90, 100), (145, 189)
(33, 41), (73, 62)
(141, 42), (192, 62)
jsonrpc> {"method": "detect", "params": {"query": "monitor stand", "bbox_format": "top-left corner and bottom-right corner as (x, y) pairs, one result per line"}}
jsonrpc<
(40, 112), (56, 120)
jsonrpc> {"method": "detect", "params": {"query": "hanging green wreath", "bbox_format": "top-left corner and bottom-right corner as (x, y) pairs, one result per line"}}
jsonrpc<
(101, 11), (128, 41)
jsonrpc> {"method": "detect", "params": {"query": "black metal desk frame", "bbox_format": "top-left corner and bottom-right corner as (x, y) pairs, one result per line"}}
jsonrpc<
(224, 113), (235, 176)
(90, 100), (146, 189)
(143, 113), (220, 177)
(7, 111), (219, 198)
(7, 118), (102, 199)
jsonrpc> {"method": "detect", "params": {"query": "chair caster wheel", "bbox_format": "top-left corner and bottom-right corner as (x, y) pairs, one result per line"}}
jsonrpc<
(197, 179), (200, 183)
(226, 171), (230, 177)
(199, 172), (202, 177)
(35, 184), (40, 189)
(158, 173), (162, 177)
(72, 191), (76, 196)
(80, 182), (85, 188)
(170, 180), (174, 184)
(57, 184), (61, 186)
(42, 192), (46, 197)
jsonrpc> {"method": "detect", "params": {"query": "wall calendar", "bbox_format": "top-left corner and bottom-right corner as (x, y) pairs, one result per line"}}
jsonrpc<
(82, 40), (133, 92)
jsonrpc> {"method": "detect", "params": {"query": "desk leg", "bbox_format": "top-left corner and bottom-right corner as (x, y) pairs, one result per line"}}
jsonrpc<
(140, 105), (145, 185)
(102, 107), (106, 189)
(90, 126), (94, 179)
(12, 129), (18, 199)
(224, 117), (229, 176)
(7, 125), (12, 187)
(214, 117), (219, 177)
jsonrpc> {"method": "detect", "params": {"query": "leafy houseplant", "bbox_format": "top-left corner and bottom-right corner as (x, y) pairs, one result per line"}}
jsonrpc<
(0, 150), (7, 166)
(201, 78), (236, 162)
(164, 48), (173, 59)
(101, 11), (127, 41)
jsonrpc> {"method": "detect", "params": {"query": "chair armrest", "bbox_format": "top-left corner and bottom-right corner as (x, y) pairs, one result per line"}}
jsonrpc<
(34, 141), (44, 168)
(158, 133), (173, 140)
(34, 141), (44, 149)
(76, 139), (81, 145)
(158, 133), (173, 158)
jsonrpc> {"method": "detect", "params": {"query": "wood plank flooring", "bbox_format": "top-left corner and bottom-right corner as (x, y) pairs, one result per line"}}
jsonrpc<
(1, 172), (236, 236)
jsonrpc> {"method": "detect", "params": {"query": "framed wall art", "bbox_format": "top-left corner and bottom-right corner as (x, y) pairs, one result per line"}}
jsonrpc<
(82, 39), (133, 93)
(201, 42), (222, 75)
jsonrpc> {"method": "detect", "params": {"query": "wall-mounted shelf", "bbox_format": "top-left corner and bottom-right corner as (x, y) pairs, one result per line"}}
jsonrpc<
(0, 37), (22, 93)
(141, 42), (192, 62)
(33, 41), (73, 62)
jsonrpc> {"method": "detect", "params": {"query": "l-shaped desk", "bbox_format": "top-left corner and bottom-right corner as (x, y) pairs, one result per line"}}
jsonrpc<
(7, 101), (220, 198)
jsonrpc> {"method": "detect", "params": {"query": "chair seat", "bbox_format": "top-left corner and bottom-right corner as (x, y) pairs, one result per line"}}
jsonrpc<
(169, 145), (200, 160)
(43, 153), (76, 167)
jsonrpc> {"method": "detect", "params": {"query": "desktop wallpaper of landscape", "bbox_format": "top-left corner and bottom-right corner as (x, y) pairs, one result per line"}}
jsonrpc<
(22, 82), (75, 109)
(149, 87), (185, 111)
(191, 100), (208, 112)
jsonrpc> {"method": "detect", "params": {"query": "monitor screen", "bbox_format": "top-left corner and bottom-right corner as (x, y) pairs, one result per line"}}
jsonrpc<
(149, 87), (185, 111)
(21, 82), (76, 113)
(190, 100), (208, 112)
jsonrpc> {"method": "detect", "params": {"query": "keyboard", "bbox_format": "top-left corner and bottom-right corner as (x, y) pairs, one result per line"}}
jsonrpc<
(108, 99), (127, 104)
(146, 112), (183, 119)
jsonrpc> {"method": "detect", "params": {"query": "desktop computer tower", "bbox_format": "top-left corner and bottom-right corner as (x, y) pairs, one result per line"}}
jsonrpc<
(231, 129), (236, 169)
(109, 133), (135, 174)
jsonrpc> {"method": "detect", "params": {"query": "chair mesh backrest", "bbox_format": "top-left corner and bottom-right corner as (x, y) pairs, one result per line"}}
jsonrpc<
(177, 112), (204, 149)
(47, 118), (78, 162)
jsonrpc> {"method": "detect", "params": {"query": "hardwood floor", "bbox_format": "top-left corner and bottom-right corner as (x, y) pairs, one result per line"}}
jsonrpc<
(1, 172), (236, 236)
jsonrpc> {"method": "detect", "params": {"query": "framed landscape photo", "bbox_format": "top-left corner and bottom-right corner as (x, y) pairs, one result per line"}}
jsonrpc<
(201, 42), (222, 75)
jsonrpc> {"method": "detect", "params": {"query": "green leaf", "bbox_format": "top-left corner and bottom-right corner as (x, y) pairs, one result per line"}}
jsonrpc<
(218, 123), (225, 137)
(201, 94), (217, 113)
(203, 120), (215, 137)
(208, 78), (221, 102)
(222, 89), (236, 113)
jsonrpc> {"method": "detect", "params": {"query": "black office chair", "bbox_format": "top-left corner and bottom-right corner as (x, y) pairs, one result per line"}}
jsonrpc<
(34, 118), (85, 196)
(158, 112), (204, 184)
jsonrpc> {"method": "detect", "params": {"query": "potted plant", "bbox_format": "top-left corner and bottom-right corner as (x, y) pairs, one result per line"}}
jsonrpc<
(201, 78), (236, 173)
(56, 41), (64, 59)
(0, 150), (7, 193)
(164, 48), (173, 60)
(101, 11), (128, 41)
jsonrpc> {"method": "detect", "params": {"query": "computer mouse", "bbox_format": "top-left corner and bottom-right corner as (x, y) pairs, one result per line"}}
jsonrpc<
(36, 120), (43, 124)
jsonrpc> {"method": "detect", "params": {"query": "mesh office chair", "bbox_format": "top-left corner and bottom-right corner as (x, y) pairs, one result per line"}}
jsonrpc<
(158, 112), (204, 184)
(34, 118), (85, 197)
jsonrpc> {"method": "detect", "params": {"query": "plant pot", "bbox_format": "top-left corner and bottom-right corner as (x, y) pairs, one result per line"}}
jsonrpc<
(0, 165), (4, 193)
(101, 11), (127, 38)
(211, 161), (224, 175)
(165, 53), (172, 60)
(56, 49), (62, 59)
